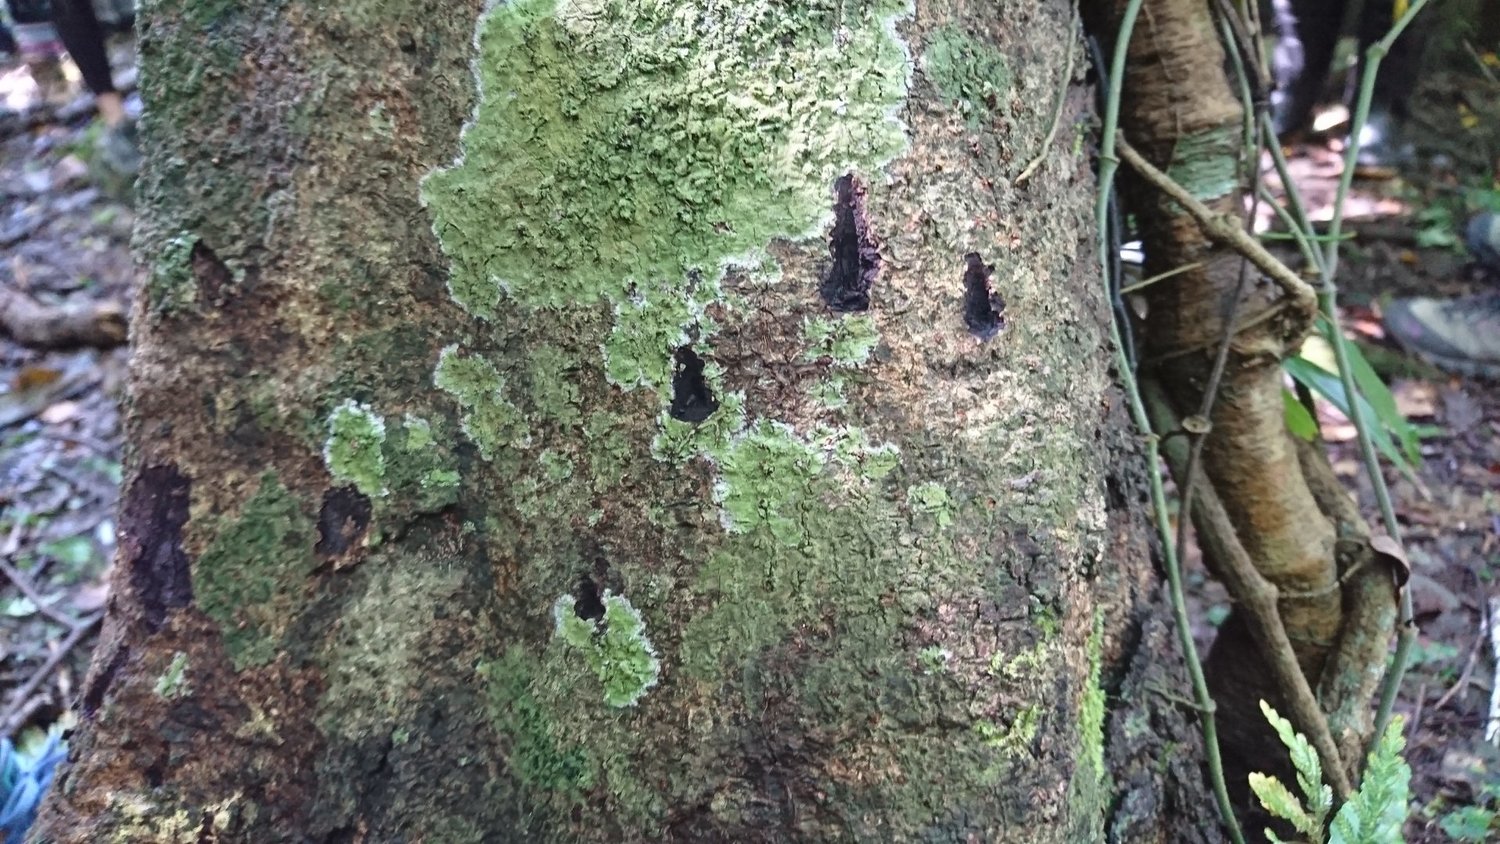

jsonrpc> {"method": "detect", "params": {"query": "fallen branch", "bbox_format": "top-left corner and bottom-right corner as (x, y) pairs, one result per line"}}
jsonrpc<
(0, 284), (127, 350)
(0, 611), (103, 737)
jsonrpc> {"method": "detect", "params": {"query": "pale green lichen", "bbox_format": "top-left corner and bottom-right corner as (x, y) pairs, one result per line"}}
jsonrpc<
(146, 233), (199, 316)
(383, 414), (461, 514)
(528, 345), (584, 429)
(603, 278), (720, 392)
(974, 705), (1040, 758)
(154, 652), (191, 699)
(552, 592), (661, 708)
(923, 24), (1010, 126)
(324, 399), (387, 497)
(538, 450), (574, 482)
(651, 392), (747, 464)
(423, 0), (912, 316)
(713, 421), (825, 546)
(1079, 611), (1107, 782)
(917, 645), (951, 674)
(434, 345), (531, 461)
(1165, 125), (1240, 202)
(803, 314), (881, 366)
(906, 481), (956, 527)
(807, 374), (848, 410)
(402, 414), (434, 450)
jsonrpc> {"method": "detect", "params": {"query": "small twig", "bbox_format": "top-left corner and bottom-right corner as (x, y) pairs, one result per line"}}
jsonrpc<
(1407, 682), (1426, 744)
(1117, 138), (1319, 322)
(1433, 619), (1487, 713)
(1462, 40), (1499, 85)
(1015, 2), (1080, 186)
(0, 611), (103, 736)
(0, 558), (79, 630)
(1119, 261), (1203, 295)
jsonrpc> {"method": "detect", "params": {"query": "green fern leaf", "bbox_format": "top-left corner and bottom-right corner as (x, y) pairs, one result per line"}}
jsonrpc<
(1330, 716), (1411, 844)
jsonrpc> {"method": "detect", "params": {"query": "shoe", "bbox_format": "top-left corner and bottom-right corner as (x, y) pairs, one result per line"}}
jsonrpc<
(1467, 213), (1500, 274)
(97, 117), (141, 177)
(1353, 108), (1411, 177)
(1384, 291), (1500, 378)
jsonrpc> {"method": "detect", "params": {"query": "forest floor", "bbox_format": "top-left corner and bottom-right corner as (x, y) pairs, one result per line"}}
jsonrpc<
(0, 32), (1496, 844)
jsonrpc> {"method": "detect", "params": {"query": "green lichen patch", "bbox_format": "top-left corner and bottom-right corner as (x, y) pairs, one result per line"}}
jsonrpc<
(154, 652), (191, 699)
(317, 562), (469, 741)
(1079, 611), (1106, 783)
(1164, 125), (1240, 202)
(194, 473), (316, 669)
(713, 421), (825, 546)
(603, 278), (720, 391)
(434, 345), (531, 461)
(527, 345), (584, 429)
(802, 314), (881, 367)
(818, 425), (901, 482)
(382, 414), (461, 514)
(906, 481), (956, 527)
(807, 373), (849, 410)
(651, 391), (747, 464)
(922, 24), (1011, 126)
(478, 648), (592, 793)
(324, 400), (387, 497)
(552, 592), (661, 708)
(583, 411), (634, 492)
(146, 233), (199, 316)
(974, 704), (1040, 759)
(422, 0), (912, 316)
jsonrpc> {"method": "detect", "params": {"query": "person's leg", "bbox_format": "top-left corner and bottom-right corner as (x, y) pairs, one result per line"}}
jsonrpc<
(51, 0), (125, 127)
(1270, 0), (1347, 136)
(1349, 0), (1428, 168)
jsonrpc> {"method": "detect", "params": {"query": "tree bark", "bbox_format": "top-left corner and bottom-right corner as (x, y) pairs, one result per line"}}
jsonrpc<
(34, 1), (1220, 840)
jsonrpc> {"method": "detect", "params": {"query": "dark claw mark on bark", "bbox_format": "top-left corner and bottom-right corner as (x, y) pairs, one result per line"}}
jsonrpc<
(668, 346), (718, 423)
(191, 240), (234, 307)
(82, 644), (130, 716)
(962, 253), (1006, 340)
(122, 464), (194, 632)
(573, 574), (605, 622)
(820, 174), (880, 312)
(315, 487), (373, 558)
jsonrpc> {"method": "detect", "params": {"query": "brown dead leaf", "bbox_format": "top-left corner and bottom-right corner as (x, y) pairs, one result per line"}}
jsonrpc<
(1371, 534), (1411, 586)
(11, 365), (62, 391)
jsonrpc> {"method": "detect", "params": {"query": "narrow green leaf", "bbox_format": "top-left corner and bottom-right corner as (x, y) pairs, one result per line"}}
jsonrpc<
(1283, 356), (1413, 476)
(1283, 388), (1319, 442)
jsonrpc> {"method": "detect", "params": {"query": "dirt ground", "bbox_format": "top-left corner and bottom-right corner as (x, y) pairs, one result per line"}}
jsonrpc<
(0, 25), (1496, 844)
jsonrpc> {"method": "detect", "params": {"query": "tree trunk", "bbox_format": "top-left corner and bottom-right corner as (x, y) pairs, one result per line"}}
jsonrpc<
(34, 0), (1220, 840)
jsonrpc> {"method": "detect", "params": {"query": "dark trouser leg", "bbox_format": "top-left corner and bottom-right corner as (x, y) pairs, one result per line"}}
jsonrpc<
(1271, 0), (1347, 136)
(1353, 0), (1426, 120)
(52, 0), (116, 96)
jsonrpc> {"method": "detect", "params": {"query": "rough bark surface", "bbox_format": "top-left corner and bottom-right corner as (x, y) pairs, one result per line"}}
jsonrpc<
(34, 1), (1217, 841)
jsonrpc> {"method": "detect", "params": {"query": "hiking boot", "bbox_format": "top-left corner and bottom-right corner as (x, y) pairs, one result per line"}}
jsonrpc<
(1352, 108), (1411, 178)
(1384, 291), (1500, 378)
(1468, 212), (1500, 274)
